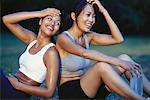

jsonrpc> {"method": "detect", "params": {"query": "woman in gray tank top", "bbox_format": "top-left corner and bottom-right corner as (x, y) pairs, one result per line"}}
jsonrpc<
(56, 0), (150, 99)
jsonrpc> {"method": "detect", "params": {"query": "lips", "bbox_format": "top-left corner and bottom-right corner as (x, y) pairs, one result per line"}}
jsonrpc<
(46, 25), (54, 31)
(86, 22), (93, 27)
(86, 24), (92, 29)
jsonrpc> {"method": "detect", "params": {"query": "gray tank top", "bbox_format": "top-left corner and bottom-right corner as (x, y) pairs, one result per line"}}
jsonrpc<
(60, 31), (91, 76)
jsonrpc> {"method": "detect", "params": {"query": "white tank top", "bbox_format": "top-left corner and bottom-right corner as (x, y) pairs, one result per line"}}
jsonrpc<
(19, 40), (55, 83)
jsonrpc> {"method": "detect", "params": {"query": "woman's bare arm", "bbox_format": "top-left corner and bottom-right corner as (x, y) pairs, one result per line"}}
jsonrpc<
(2, 8), (60, 44)
(88, 0), (124, 45)
(2, 11), (39, 44)
(57, 33), (141, 73)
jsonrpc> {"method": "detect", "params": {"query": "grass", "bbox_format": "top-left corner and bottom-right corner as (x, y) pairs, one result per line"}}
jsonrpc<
(1, 33), (150, 99)
(91, 36), (150, 56)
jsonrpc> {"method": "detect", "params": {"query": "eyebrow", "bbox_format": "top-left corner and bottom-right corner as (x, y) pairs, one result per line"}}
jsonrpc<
(48, 16), (61, 21)
(85, 11), (92, 13)
(84, 9), (93, 13)
(55, 19), (61, 21)
(84, 11), (95, 15)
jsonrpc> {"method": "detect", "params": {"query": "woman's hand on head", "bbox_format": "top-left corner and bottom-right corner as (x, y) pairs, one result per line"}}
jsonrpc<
(8, 74), (21, 90)
(86, 0), (106, 13)
(39, 8), (61, 18)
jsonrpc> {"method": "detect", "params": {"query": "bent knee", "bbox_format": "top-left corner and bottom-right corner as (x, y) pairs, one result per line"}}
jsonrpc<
(118, 54), (134, 62)
(94, 62), (113, 73)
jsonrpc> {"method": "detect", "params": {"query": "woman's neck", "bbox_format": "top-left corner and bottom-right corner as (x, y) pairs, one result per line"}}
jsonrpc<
(36, 32), (51, 48)
(68, 24), (84, 40)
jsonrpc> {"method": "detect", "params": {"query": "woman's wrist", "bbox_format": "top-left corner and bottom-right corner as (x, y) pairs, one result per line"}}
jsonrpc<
(100, 9), (108, 15)
(111, 57), (124, 68)
(15, 81), (22, 90)
(97, 3), (107, 13)
(118, 59), (126, 69)
(29, 11), (42, 18)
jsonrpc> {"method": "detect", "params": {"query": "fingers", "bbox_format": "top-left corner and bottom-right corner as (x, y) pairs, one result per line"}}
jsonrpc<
(40, 8), (61, 18)
(132, 62), (142, 75)
(87, 0), (94, 3)
(130, 70), (142, 78)
(51, 8), (61, 15)
(122, 59), (143, 78)
(124, 61), (142, 77)
(46, 8), (61, 16)
(8, 74), (18, 81)
(87, 0), (96, 5)
(130, 63), (142, 77)
(135, 63), (142, 70)
(87, 0), (106, 13)
(8, 73), (13, 77)
(131, 68), (141, 77)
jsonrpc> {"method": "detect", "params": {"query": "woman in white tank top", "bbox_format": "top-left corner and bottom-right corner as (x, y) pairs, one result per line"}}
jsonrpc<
(1, 7), (61, 99)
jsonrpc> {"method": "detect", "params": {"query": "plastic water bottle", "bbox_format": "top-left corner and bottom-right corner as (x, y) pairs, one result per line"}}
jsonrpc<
(137, 75), (143, 96)
(130, 74), (143, 96)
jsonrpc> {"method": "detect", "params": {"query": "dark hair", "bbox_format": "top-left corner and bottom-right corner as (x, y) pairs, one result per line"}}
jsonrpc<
(64, 0), (99, 30)
(71, 0), (87, 20)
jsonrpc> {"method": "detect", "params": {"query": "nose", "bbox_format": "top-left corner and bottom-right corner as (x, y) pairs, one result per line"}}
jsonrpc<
(89, 16), (94, 23)
(50, 21), (55, 26)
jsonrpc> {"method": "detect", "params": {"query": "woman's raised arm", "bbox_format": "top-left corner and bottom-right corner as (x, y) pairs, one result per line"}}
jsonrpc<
(2, 8), (60, 44)
(88, 0), (124, 45)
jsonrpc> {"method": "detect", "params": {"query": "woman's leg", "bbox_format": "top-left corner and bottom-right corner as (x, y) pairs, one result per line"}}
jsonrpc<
(80, 62), (144, 99)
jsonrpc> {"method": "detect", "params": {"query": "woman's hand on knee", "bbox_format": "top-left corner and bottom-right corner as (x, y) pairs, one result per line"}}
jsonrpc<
(118, 54), (142, 76)
(121, 61), (142, 76)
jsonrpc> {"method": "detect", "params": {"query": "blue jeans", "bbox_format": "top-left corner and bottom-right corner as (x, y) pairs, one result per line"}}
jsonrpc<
(0, 69), (30, 99)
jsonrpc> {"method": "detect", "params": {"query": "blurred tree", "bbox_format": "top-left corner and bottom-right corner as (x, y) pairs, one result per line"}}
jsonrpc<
(1, 0), (150, 36)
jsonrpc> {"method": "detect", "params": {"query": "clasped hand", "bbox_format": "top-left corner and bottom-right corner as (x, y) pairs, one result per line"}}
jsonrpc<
(122, 60), (142, 77)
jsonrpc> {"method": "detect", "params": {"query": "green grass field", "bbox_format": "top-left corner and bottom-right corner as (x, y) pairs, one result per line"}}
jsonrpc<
(1, 33), (150, 99)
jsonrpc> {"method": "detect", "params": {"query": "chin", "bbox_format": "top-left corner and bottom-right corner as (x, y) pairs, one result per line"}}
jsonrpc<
(46, 30), (55, 35)
(45, 32), (52, 36)
(84, 29), (90, 32)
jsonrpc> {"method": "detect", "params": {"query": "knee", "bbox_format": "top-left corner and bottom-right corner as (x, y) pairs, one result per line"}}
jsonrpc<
(94, 62), (112, 74)
(118, 54), (134, 62)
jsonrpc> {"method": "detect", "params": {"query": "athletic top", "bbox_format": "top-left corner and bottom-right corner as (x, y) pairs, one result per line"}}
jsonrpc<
(19, 40), (55, 83)
(60, 31), (91, 77)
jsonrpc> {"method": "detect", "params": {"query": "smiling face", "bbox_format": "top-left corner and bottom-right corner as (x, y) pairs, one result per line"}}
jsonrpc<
(75, 4), (95, 32)
(39, 15), (61, 36)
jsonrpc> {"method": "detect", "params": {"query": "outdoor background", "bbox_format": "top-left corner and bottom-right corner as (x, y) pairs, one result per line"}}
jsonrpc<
(1, 0), (150, 99)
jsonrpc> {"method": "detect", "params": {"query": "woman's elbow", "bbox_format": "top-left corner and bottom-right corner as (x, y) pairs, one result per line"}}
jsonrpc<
(116, 37), (124, 43)
(119, 38), (124, 43)
(2, 16), (12, 25)
(43, 89), (55, 98)
(2, 16), (8, 24)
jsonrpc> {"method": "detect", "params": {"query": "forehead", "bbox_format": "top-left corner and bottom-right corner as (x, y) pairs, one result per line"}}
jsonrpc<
(82, 4), (94, 13)
(44, 15), (61, 21)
